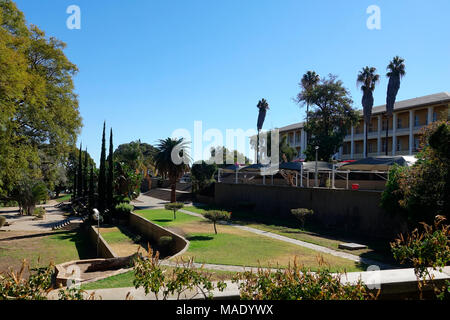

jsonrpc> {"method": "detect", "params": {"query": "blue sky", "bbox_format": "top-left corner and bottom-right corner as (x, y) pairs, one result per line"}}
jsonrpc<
(14, 0), (450, 164)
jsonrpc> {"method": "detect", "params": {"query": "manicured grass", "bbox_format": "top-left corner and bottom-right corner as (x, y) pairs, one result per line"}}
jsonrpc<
(136, 208), (364, 272)
(99, 225), (147, 257)
(183, 205), (394, 264)
(55, 194), (72, 203)
(81, 268), (237, 290)
(0, 229), (94, 272)
(137, 208), (203, 227)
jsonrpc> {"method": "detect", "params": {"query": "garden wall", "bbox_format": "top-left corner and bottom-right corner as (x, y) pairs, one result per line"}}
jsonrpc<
(88, 225), (118, 259)
(215, 183), (407, 239)
(129, 212), (189, 257)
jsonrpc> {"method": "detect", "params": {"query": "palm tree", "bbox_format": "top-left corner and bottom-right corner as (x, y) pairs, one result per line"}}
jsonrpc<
(357, 66), (379, 158)
(385, 56), (406, 155)
(154, 138), (190, 203)
(299, 71), (320, 146)
(256, 99), (269, 164)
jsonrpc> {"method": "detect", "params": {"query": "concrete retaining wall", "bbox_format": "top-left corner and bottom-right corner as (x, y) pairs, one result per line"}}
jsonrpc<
(88, 225), (118, 259)
(129, 212), (189, 258)
(215, 183), (407, 239)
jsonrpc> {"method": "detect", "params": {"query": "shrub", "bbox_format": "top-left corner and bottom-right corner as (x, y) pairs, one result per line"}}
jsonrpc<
(157, 236), (174, 256)
(33, 207), (46, 219)
(232, 259), (377, 300)
(380, 164), (408, 217)
(0, 216), (6, 228)
(114, 202), (134, 219)
(291, 208), (314, 229)
(204, 210), (231, 234)
(391, 215), (450, 299)
(133, 249), (227, 300)
(164, 203), (184, 220)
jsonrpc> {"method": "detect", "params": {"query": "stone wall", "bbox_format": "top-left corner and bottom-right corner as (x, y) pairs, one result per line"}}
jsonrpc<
(88, 225), (118, 258)
(215, 183), (407, 239)
(129, 212), (189, 258)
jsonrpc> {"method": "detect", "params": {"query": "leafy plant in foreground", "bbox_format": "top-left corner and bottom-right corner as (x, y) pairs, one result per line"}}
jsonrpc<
(133, 249), (227, 300)
(232, 258), (377, 300)
(391, 215), (450, 299)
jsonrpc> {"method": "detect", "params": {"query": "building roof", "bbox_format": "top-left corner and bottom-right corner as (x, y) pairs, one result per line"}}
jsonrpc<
(277, 92), (450, 133)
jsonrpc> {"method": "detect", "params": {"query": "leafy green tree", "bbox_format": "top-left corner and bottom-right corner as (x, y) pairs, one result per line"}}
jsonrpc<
(385, 56), (406, 155)
(11, 179), (48, 215)
(154, 138), (190, 203)
(0, 1), (81, 199)
(191, 161), (217, 193)
(204, 210), (231, 234)
(398, 122), (449, 224)
(164, 203), (184, 220)
(209, 146), (251, 166)
(357, 66), (379, 158)
(299, 75), (359, 161)
(297, 71), (320, 143)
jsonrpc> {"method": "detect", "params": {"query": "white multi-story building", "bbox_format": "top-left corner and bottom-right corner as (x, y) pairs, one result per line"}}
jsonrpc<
(276, 92), (450, 160)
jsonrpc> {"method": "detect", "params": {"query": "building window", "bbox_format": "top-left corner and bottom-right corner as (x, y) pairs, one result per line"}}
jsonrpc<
(414, 115), (420, 127)
(433, 112), (438, 122)
(368, 143), (373, 153)
(396, 139), (402, 151)
(397, 117), (402, 129)
(295, 131), (301, 144)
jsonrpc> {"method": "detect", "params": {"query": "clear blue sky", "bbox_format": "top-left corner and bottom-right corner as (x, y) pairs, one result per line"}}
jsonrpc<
(14, 0), (450, 164)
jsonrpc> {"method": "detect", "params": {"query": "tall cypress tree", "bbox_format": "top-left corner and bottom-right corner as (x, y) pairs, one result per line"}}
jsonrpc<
(73, 163), (78, 198)
(77, 143), (83, 199)
(98, 122), (107, 213)
(107, 128), (114, 211)
(83, 148), (89, 197)
(88, 165), (95, 211)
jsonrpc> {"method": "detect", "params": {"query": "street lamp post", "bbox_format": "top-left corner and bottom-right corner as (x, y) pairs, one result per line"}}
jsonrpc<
(314, 146), (319, 187)
(92, 208), (100, 257)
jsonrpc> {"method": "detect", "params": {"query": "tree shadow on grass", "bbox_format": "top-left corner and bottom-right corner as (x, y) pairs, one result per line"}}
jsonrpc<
(48, 229), (95, 260)
(153, 219), (173, 223)
(186, 235), (214, 242)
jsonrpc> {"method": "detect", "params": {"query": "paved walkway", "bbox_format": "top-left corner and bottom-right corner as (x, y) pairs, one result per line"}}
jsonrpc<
(178, 208), (394, 270)
(131, 193), (193, 210)
(0, 203), (80, 232)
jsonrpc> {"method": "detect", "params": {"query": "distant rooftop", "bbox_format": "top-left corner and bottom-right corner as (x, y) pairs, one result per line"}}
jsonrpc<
(277, 92), (450, 132)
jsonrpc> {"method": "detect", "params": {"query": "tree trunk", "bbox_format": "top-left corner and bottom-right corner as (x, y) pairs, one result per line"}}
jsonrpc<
(364, 122), (368, 158)
(171, 183), (176, 203)
(213, 222), (217, 234)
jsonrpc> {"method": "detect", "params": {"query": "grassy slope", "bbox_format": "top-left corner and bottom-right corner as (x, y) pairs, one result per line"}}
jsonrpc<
(136, 209), (363, 272)
(0, 229), (94, 272)
(183, 205), (394, 264)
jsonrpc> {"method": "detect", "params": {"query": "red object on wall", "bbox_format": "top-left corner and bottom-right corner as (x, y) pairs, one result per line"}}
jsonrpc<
(352, 184), (360, 190)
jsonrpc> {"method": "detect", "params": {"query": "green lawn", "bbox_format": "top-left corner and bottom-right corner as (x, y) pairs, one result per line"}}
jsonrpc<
(55, 194), (72, 203)
(135, 209), (364, 272)
(99, 225), (147, 257)
(137, 208), (203, 227)
(183, 205), (394, 264)
(0, 229), (94, 272)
